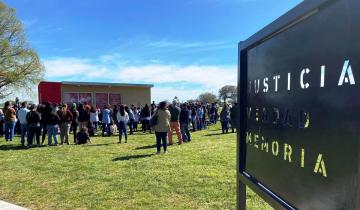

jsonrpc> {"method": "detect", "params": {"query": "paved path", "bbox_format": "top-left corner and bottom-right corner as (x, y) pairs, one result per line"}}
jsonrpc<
(0, 200), (28, 210)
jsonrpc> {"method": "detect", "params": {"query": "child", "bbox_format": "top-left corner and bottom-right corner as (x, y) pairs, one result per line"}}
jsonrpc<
(76, 127), (92, 144)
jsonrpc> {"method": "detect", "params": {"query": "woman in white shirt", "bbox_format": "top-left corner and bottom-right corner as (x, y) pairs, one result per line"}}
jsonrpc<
(90, 106), (99, 132)
(116, 105), (129, 143)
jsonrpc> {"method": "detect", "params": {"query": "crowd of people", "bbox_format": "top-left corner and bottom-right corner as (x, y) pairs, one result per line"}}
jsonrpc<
(0, 99), (238, 154)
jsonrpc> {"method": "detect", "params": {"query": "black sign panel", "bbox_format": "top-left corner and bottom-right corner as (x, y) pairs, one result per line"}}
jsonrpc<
(238, 0), (360, 209)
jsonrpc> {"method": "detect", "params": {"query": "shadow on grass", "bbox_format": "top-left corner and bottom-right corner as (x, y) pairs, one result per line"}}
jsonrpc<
(204, 132), (233, 137)
(135, 144), (157, 150)
(112, 154), (154, 161)
(87, 143), (116, 147)
(0, 144), (47, 151)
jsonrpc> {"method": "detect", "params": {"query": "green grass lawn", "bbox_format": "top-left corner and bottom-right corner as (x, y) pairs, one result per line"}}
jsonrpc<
(0, 125), (272, 210)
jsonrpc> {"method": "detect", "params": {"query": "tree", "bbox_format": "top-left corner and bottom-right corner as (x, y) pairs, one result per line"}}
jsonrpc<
(218, 85), (237, 103)
(198, 92), (217, 104)
(0, 1), (44, 99)
(186, 99), (197, 104)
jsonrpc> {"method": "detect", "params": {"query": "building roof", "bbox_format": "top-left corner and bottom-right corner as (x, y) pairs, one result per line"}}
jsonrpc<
(60, 81), (154, 88)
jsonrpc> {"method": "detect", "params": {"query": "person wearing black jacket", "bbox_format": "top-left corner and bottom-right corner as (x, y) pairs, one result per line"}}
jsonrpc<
(180, 104), (191, 142)
(141, 104), (151, 133)
(112, 105), (118, 124)
(40, 103), (52, 144)
(26, 104), (42, 146)
(43, 105), (60, 146)
(71, 103), (79, 143)
(230, 103), (238, 133)
(78, 104), (90, 130)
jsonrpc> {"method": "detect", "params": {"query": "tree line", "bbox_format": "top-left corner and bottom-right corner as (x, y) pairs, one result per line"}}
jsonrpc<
(193, 85), (237, 104)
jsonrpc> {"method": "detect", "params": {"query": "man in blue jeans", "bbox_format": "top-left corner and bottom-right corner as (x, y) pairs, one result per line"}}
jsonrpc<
(17, 102), (30, 146)
(179, 104), (191, 142)
(3, 101), (17, 141)
(46, 109), (60, 146)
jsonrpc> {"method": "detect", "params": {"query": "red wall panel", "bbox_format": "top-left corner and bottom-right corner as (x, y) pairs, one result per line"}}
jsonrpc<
(38, 81), (62, 104)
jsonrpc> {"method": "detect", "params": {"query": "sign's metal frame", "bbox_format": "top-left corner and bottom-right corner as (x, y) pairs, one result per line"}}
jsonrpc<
(237, 0), (336, 209)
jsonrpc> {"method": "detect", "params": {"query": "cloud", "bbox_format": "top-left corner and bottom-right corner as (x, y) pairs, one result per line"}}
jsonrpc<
(43, 55), (237, 102)
(43, 57), (94, 77)
(22, 19), (38, 28)
(100, 53), (123, 62)
(152, 87), (203, 102)
(144, 40), (234, 53)
(117, 64), (236, 89)
(146, 40), (228, 48)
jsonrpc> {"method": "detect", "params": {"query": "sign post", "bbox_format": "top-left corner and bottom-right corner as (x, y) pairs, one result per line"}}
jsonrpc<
(237, 0), (360, 209)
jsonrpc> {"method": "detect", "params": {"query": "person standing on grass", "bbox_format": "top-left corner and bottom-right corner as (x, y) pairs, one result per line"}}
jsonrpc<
(109, 105), (115, 135)
(71, 103), (79, 143)
(0, 109), (4, 137)
(152, 101), (171, 155)
(38, 104), (48, 144)
(101, 105), (111, 136)
(78, 104), (89, 130)
(180, 103), (191, 143)
(133, 106), (140, 132)
(168, 101), (183, 145)
(3, 101), (17, 142)
(90, 106), (99, 132)
(196, 104), (204, 130)
(26, 104), (42, 146)
(230, 103), (238, 133)
(112, 105), (119, 130)
(202, 105), (208, 129)
(220, 104), (230, 134)
(45, 105), (60, 146)
(125, 106), (134, 135)
(116, 105), (129, 143)
(13, 105), (20, 135)
(215, 104), (219, 124)
(57, 104), (73, 145)
(209, 103), (216, 124)
(141, 104), (151, 133)
(18, 101), (30, 146)
(190, 107), (197, 132)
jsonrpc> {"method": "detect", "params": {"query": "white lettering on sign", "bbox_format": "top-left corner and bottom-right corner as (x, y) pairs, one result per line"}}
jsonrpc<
(320, 65), (325, 87)
(273, 75), (280, 92)
(300, 68), (310, 89)
(246, 132), (328, 178)
(263, 77), (269, 93)
(250, 59), (356, 94)
(338, 60), (355, 86)
(287, 73), (291, 91)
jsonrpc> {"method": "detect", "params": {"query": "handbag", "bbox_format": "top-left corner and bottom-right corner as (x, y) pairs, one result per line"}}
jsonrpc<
(150, 110), (159, 127)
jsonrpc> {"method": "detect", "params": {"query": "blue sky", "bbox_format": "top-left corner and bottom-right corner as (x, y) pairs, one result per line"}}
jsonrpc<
(4, 0), (302, 102)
